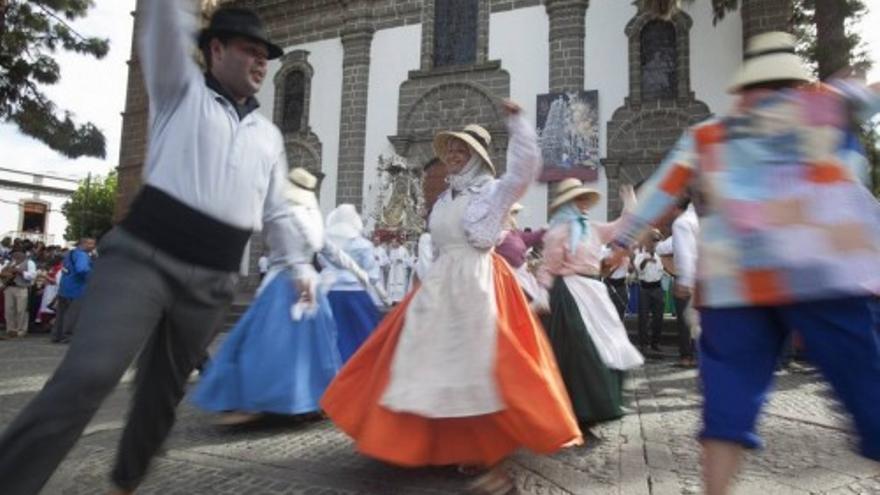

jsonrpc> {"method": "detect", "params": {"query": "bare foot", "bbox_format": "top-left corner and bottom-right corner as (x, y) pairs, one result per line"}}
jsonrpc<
(213, 412), (262, 426)
(466, 465), (515, 494)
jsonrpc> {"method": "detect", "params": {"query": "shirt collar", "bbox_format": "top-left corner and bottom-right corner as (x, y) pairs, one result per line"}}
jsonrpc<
(204, 73), (260, 120)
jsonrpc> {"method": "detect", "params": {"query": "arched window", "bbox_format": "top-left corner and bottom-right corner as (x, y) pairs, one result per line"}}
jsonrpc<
(273, 50), (314, 136)
(433, 0), (478, 67)
(282, 70), (306, 133)
(640, 20), (677, 100)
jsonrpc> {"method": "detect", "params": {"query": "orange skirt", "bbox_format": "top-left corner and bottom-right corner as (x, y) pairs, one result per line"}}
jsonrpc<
(321, 254), (583, 467)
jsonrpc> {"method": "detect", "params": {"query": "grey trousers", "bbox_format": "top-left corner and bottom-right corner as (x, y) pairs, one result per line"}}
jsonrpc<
(50, 296), (79, 342)
(0, 228), (237, 494)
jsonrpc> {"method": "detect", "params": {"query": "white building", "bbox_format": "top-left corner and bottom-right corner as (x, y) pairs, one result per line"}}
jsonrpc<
(0, 167), (78, 246)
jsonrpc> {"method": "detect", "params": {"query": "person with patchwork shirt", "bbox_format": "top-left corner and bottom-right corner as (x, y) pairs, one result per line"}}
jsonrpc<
(609, 32), (880, 495)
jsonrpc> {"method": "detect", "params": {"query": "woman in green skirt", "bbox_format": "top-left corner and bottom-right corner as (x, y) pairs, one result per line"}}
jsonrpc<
(540, 178), (644, 425)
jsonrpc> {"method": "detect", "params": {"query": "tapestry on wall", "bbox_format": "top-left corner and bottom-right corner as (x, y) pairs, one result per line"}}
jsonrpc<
(536, 90), (600, 182)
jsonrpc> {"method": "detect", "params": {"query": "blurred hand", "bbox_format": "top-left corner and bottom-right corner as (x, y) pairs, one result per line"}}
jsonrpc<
(619, 184), (637, 211)
(674, 282), (693, 299)
(500, 99), (522, 116)
(296, 278), (314, 304)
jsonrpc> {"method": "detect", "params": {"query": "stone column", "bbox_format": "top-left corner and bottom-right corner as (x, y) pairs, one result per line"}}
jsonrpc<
(740, 0), (793, 47)
(335, 2), (374, 209)
(544, 0), (590, 213)
(545, 0), (589, 94)
(114, 1), (149, 222)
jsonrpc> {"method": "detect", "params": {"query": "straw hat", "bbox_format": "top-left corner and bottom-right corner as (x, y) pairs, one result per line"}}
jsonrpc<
(549, 178), (601, 212)
(433, 124), (495, 175)
(729, 31), (812, 93)
(325, 204), (364, 242)
(286, 167), (319, 208)
(510, 202), (524, 214)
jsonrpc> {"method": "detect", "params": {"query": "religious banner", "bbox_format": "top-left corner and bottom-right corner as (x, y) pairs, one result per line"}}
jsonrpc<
(536, 90), (600, 182)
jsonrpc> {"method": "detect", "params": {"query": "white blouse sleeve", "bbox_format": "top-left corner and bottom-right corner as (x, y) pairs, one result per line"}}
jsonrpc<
(270, 205), (324, 278)
(462, 113), (541, 249)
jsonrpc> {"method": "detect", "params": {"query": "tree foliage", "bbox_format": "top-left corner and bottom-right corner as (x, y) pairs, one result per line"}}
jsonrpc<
(793, 0), (871, 79)
(61, 171), (117, 241)
(0, 0), (109, 159)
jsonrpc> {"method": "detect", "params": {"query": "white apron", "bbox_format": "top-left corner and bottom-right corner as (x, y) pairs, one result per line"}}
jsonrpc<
(563, 275), (644, 370)
(381, 193), (503, 418)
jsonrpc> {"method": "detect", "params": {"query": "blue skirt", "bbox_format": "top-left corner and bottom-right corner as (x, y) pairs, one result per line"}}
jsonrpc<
(192, 271), (342, 415)
(328, 290), (381, 363)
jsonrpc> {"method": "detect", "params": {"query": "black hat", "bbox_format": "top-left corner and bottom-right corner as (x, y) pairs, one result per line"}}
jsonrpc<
(198, 7), (283, 60)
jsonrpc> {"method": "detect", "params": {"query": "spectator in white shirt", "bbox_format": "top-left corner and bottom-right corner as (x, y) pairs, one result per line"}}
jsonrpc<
(670, 197), (699, 367)
(1, 250), (37, 338)
(634, 229), (665, 352)
(601, 244), (632, 321)
(258, 254), (269, 281)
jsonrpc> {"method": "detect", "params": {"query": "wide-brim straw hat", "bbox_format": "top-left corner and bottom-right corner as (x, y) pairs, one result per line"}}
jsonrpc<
(729, 31), (812, 93)
(433, 124), (495, 175)
(286, 167), (319, 208)
(325, 204), (364, 241)
(549, 178), (601, 212)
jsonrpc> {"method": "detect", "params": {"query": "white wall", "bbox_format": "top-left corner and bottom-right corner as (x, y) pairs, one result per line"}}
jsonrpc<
(362, 24), (422, 221)
(0, 168), (76, 244)
(585, 0), (638, 222)
(684, 0), (742, 116)
(489, 6), (550, 229)
(0, 189), (72, 245)
(257, 38), (345, 213)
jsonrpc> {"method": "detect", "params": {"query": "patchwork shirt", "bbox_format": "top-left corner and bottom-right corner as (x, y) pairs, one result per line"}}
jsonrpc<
(613, 81), (880, 308)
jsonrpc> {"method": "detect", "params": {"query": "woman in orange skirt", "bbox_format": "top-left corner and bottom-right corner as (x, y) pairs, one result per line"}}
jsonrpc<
(321, 101), (582, 494)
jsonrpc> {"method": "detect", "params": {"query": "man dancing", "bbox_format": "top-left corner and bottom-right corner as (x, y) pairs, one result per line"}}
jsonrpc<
(0, 2), (313, 493)
(611, 32), (880, 494)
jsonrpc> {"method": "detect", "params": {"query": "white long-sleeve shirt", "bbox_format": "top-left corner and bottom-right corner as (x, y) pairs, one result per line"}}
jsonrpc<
(672, 205), (699, 289)
(134, 0), (306, 271)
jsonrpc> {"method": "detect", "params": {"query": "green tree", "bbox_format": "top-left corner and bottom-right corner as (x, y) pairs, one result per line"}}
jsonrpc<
(0, 0), (109, 159)
(62, 171), (117, 241)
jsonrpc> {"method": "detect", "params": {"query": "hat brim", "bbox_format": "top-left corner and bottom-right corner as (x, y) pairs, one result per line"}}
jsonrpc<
(728, 52), (812, 93)
(549, 187), (601, 212)
(285, 185), (318, 208)
(433, 131), (495, 175)
(198, 29), (284, 60)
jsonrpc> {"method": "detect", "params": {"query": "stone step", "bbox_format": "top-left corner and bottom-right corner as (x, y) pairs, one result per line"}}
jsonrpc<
(221, 302), (251, 331)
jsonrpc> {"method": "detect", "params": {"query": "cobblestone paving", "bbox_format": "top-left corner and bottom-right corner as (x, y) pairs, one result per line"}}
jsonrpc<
(1, 337), (877, 494)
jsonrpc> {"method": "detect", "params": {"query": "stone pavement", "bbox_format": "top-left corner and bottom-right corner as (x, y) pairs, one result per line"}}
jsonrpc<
(0, 336), (877, 494)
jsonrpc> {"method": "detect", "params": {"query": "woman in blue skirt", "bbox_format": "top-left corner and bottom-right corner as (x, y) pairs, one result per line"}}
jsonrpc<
(320, 204), (384, 363)
(193, 168), (342, 425)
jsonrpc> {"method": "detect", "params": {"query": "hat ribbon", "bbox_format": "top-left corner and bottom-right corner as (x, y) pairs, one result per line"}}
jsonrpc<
(744, 46), (796, 60)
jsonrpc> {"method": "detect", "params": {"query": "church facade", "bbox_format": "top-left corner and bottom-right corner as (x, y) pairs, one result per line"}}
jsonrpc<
(114, 0), (791, 291)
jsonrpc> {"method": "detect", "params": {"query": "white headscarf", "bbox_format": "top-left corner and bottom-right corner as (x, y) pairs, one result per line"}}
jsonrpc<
(325, 204), (364, 247)
(446, 155), (492, 194)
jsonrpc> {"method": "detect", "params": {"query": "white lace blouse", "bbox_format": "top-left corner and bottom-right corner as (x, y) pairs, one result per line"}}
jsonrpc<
(429, 113), (541, 252)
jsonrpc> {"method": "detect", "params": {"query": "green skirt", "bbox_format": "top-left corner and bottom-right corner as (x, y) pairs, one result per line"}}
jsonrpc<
(542, 277), (624, 425)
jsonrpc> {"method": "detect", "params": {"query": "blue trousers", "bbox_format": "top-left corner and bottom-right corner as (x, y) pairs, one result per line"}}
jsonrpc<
(698, 296), (880, 460)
